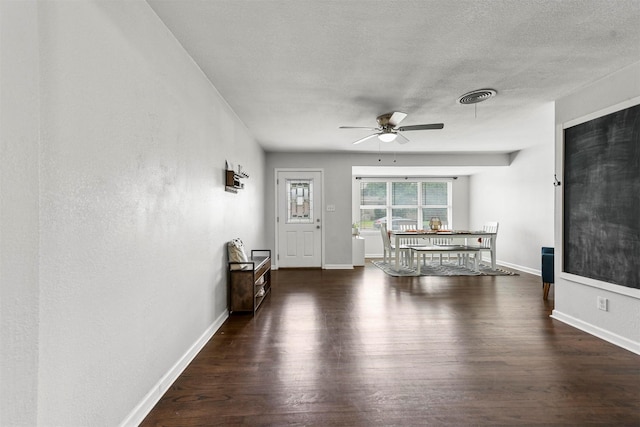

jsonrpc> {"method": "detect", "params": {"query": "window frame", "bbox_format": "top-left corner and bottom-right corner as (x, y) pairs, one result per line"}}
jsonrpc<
(358, 178), (453, 231)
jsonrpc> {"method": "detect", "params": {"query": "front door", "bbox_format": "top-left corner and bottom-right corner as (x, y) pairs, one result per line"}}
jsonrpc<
(276, 170), (322, 268)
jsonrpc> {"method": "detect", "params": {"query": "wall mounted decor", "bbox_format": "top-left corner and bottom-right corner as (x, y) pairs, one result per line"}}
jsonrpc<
(225, 160), (249, 193)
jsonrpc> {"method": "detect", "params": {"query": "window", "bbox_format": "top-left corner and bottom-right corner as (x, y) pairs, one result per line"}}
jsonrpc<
(421, 182), (449, 230)
(359, 182), (386, 230)
(358, 179), (452, 231)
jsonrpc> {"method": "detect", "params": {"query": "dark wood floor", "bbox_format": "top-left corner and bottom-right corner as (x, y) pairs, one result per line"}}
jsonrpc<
(141, 261), (640, 426)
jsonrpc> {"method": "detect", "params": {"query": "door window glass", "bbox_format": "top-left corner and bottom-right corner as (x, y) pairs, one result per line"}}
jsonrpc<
(286, 179), (313, 223)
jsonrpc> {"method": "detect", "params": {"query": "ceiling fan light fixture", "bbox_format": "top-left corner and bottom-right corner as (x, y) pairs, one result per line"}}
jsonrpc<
(457, 89), (497, 105)
(378, 132), (397, 142)
(341, 112), (443, 145)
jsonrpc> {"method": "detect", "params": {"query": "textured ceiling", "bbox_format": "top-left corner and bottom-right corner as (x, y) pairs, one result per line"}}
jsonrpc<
(148, 0), (640, 154)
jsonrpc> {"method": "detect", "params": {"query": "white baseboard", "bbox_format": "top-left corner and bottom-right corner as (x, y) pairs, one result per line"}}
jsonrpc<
(324, 264), (354, 269)
(495, 259), (539, 276)
(119, 310), (229, 427)
(273, 265), (354, 270)
(477, 255), (539, 276)
(551, 310), (640, 355)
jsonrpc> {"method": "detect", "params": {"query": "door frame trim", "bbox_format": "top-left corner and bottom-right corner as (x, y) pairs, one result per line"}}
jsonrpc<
(274, 168), (325, 270)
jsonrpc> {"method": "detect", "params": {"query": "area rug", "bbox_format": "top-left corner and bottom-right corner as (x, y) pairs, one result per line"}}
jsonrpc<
(372, 260), (518, 277)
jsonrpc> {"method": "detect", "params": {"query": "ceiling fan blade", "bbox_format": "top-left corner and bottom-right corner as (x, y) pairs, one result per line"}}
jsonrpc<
(397, 123), (444, 131)
(388, 112), (408, 127)
(352, 133), (379, 145)
(339, 126), (379, 130)
(396, 132), (410, 144)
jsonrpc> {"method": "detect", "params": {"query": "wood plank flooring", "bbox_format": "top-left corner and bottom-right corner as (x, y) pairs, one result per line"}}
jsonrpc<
(141, 262), (640, 426)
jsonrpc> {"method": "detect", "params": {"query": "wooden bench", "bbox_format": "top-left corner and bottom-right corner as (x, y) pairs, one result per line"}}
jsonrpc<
(228, 250), (271, 315)
(409, 245), (481, 274)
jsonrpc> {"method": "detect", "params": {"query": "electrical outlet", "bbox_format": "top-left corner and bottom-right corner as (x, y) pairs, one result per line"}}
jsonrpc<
(597, 296), (608, 312)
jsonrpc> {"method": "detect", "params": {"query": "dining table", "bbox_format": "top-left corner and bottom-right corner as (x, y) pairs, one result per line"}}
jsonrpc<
(389, 229), (498, 272)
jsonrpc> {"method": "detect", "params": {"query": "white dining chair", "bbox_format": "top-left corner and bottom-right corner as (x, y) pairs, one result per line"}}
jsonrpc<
(430, 235), (454, 262)
(426, 223), (452, 262)
(398, 223), (422, 245)
(471, 221), (499, 265)
(380, 224), (411, 266)
(398, 223), (426, 266)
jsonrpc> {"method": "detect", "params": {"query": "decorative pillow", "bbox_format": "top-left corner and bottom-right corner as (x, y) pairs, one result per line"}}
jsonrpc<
(228, 238), (249, 270)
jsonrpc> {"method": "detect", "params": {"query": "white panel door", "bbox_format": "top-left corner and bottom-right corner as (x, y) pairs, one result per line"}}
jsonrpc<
(277, 171), (322, 268)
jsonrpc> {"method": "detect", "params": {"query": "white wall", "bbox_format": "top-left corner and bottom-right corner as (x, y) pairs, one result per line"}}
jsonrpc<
(553, 61), (640, 353)
(1, 1), (265, 425)
(265, 153), (353, 267)
(469, 108), (556, 274)
(0, 2), (40, 426)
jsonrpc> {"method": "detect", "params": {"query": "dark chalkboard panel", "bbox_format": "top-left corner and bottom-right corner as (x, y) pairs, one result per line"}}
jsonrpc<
(563, 103), (640, 289)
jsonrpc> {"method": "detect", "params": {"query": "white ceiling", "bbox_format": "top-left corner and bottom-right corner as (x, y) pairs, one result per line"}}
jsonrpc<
(148, 0), (640, 155)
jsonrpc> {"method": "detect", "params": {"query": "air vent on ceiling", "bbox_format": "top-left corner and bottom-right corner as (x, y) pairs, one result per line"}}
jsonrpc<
(457, 89), (497, 105)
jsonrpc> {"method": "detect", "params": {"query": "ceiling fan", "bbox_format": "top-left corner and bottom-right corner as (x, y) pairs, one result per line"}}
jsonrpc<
(339, 112), (444, 145)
